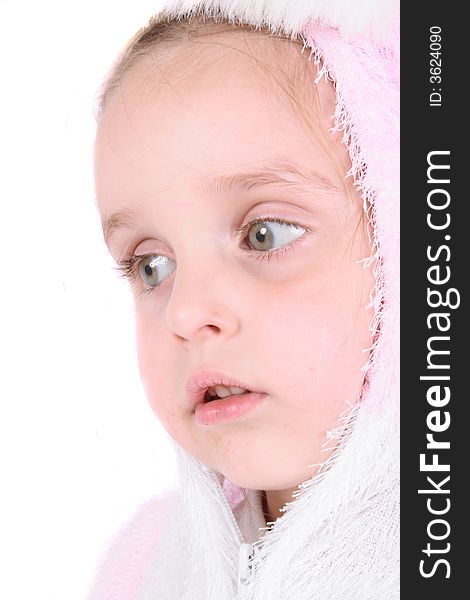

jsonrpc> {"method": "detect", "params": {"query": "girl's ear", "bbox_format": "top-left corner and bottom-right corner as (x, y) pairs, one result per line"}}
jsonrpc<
(161, 0), (399, 41)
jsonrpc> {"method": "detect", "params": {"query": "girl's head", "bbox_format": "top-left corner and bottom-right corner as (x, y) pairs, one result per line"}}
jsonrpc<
(94, 14), (375, 493)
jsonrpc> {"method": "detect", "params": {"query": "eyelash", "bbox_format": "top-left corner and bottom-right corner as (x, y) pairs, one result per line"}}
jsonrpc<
(114, 216), (310, 298)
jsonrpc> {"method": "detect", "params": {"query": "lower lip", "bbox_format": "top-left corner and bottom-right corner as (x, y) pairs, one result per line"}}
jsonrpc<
(194, 392), (268, 426)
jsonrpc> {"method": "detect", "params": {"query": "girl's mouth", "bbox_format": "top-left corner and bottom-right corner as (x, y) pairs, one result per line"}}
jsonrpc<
(185, 370), (269, 425)
(195, 389), (269, 425)
(203, 385), (248, 402)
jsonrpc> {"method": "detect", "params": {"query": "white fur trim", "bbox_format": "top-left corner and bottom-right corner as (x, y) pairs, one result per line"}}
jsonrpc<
(159, 0), (399, 41)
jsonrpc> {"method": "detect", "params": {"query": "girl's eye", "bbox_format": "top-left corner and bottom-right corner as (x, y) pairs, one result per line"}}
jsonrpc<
(115, 254), (176, 295)
(137, 255), (176, 287)
(242, 217), (306, 253)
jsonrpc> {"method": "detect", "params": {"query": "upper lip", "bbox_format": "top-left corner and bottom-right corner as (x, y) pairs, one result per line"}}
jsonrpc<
(186, 369), (265, 409)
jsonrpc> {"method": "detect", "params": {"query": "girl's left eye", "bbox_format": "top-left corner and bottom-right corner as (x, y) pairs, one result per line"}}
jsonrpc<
(237, 217), (307, 257)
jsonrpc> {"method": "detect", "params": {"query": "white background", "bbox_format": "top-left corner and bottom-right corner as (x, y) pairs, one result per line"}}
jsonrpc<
(0, 2), (177, 598)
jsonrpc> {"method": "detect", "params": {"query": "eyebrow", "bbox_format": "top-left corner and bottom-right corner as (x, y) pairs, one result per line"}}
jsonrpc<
(101, 160), (342, 247)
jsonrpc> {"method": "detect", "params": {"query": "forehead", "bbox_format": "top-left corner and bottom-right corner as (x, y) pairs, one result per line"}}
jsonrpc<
(94, 34), (342, 220)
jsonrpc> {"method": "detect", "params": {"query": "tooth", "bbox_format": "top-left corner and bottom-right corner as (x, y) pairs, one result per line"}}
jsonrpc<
(214, 385), (232, 398)
(229, 386), (248, 395)
(211, 385), (248, 398)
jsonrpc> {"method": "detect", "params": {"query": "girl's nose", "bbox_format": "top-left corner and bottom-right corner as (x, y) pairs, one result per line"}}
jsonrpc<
(165, 262), (241, 343)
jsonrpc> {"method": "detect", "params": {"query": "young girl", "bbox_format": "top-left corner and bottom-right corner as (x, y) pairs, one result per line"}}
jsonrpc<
(88, 1), (399, 598)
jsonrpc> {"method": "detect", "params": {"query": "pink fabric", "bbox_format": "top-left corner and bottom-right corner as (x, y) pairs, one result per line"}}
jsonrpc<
(223, 476), (247, 510)
(86, 493), (173, 600)
(87, 485), (241, 599)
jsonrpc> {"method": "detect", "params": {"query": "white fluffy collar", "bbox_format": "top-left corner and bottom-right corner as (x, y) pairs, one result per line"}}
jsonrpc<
(160, 0), (399, 42)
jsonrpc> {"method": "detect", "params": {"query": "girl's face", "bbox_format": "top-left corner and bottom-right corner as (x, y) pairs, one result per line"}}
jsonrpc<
(94, 41), (375, 492)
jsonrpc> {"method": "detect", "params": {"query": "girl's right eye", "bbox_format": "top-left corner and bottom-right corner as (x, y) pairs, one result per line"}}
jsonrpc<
(115, 254), (176, 294)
